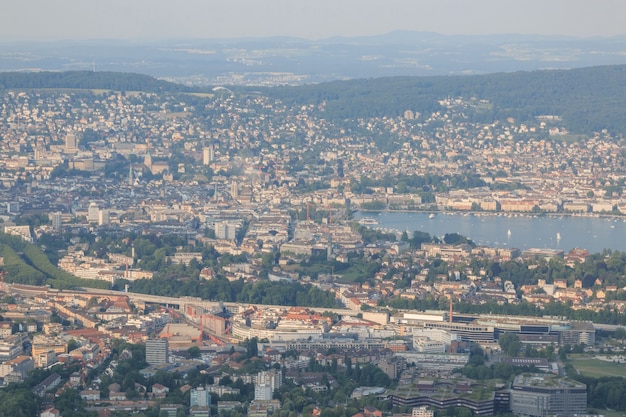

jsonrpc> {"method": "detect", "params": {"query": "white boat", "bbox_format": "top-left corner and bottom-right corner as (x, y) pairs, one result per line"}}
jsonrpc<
(507, 229), (511, 238)
(358, 217), (379, 225)
(556, 232), (561, 240)
(428, 213), (436, 219)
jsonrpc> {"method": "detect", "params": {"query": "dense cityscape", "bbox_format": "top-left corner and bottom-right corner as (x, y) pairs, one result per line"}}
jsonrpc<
(1, 76), (626, 417)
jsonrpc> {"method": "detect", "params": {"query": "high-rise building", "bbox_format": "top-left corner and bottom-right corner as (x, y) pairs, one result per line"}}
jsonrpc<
(190, 387), (211, 417)
(145, 339), (168, 366)
(254, 384), (273, 401)
(51, 212), (63, 231)
(256, 369), (282, 392)
(98, 209), (110, 226)
(203, 146), (214, 165)
(65, 133), (78, 152)
(87, 202), (99, 223)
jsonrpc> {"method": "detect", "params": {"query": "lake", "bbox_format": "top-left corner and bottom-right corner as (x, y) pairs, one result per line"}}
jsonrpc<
(354, 211), (626, 254)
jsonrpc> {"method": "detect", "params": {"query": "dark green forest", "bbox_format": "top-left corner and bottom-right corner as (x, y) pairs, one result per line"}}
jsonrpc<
(0, 70), (195, 93)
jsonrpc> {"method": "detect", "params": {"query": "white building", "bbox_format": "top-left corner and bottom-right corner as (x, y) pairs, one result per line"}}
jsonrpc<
(215, 221), (237, 240)
(254, 384), (273, 401)
(190, 387), (211, 407)
(87, 202), (99, 223)
(98, 209), (110, 225)
(203, 146), (214, 165)
(256, 369), (282, 392)
(145, 339), (168, 365)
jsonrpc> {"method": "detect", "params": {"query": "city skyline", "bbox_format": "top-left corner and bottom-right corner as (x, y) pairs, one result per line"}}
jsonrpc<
(1, 0), (625, 42)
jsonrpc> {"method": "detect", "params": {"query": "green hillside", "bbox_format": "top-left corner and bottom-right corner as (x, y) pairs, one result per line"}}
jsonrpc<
(0, 233), (109, 290)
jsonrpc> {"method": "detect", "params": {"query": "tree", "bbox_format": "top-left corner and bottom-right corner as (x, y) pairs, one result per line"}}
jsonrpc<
(246, 337), (259, 358)
(55, 388), (93, 417)
(67, 339), (80, 352)
(188, 346), (201, 358)
(493, 362), (515, 380)
(0, 387), (40, 417)
(498, 333), (521, 357)
(614, 327), (626, 340)
(443, 232), (474, 246)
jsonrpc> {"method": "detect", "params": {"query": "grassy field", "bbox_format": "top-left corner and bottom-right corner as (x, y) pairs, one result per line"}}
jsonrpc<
(571, 357), (626, 378)
(596, 410), (626, 417)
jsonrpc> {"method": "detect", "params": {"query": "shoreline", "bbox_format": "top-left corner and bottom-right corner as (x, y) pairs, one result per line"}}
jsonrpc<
(356, 208), (626, 220)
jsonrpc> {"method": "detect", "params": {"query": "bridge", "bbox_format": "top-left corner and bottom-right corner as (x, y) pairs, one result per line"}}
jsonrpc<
(123, 292), (357, 316)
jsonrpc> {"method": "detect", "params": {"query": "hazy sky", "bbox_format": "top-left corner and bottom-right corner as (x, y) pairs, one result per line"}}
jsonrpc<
(2, 0), (625, 41)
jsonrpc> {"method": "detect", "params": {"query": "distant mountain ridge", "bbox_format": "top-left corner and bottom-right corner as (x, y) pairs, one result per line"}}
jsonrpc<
(3, 33), (626, 84)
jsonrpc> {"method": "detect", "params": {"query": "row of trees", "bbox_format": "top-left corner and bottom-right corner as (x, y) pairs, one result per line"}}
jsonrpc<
(130, 277), (337, 308)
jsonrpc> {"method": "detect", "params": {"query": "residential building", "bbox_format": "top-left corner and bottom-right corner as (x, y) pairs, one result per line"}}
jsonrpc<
(145, 338), (168, 365)
(0, 355), (34, 380)
(255, 384), (273, 401)
(190, 386), (211, 407)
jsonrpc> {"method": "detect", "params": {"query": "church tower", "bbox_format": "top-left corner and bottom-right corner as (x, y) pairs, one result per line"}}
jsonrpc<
(144, 152), (153, 170)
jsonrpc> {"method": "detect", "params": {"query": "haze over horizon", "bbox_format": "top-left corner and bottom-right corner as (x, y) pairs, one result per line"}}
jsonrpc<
(2, 0), (625, 42)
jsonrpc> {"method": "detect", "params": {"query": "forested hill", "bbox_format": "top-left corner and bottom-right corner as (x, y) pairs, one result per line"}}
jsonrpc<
(0, 70), (195, 93)
(261, 64), (626, 135)
(2, 65), (626, 134)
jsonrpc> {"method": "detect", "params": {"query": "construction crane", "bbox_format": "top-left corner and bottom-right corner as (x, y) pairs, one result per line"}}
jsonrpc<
(446, 290), (455, 324)
(305, 202), (314, 221)
(199, 314), (205, 345)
